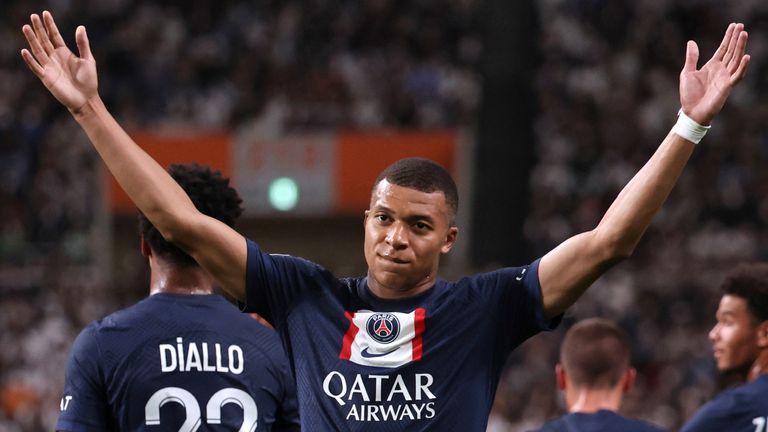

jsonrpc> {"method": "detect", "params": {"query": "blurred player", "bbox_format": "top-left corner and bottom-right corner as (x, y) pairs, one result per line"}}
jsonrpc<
(55, 164), (299, 431)
(680, 263), (768, 432)
(22, 10), (749, 430)
(531, 318), (667, 431)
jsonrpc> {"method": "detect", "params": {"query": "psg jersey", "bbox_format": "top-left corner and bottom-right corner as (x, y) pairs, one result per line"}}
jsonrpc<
(241, 239), (561, 431)
(56, 293), (299, 431)
(681, 374), (768, 432)
(531, 410), (668, 432)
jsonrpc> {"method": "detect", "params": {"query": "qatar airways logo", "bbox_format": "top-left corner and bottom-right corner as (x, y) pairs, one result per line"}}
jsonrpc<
(323, 371), (436, 422)
(340, 309), (426, 368)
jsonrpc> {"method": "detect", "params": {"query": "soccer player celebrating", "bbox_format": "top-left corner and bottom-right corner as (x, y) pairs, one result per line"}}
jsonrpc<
(531, 318), (668, 432)
(55, 164), (299, 431)
(22, 11), (749, 430)
(680, 263), (768, 432)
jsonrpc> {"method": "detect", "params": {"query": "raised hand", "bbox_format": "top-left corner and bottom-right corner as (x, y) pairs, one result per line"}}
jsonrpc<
(21, 11), (97, 113)
(680, 23), (750, 125)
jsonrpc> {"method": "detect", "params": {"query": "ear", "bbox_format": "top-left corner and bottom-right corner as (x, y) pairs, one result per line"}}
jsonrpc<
(757, 320), (768, 349)
(441, 226), (459, 254)
(140, 237), (152, 258)
(621, 367), (636, 394)
(555, 364), (567, 391)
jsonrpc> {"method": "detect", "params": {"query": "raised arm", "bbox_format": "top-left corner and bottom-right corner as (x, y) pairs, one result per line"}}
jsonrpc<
(21, 11), (247, 300)
(538, 23), (750, 318)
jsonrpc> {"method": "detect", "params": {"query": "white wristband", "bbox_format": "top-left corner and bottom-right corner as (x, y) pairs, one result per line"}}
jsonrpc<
(671, 109), (710, 144)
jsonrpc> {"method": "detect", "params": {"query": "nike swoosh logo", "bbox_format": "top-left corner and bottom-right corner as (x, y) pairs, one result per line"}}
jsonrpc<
(360, 347), (399, 358)
(515, 268), (527, 281)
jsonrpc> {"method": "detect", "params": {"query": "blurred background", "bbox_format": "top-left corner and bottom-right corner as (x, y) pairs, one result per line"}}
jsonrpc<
(2, 0), (768, 430)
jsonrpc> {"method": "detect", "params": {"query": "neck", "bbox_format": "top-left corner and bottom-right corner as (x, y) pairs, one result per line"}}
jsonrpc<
(149, 260), (215, 296)
(366, 271), (435, 300)
(748, 351), (768, 382)
(566, 386), (623, 414)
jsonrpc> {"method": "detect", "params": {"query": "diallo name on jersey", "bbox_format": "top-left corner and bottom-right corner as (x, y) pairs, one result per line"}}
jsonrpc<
(159, 337), (244, 374)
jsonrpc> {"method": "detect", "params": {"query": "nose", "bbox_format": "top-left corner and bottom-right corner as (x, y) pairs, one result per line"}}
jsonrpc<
(708, 324), (719, 343)
(386, 222), (408, 249)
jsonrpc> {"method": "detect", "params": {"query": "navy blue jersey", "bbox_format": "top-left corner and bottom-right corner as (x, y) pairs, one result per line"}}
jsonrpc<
(56, 293), (299, 432)
(681, 374), (768, 432)
(240, 239), (561, 431)
(531, 410), (668, 432)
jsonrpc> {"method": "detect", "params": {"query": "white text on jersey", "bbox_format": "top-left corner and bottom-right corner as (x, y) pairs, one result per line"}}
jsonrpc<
(159, 337), (244, 374)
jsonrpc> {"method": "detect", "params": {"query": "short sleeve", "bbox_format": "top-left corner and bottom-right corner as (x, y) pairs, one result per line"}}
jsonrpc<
(518, 258), (562, 333)
(56, 325), (111, 432)
(469, 258), (562, 352)
(239, 239), (334, 328)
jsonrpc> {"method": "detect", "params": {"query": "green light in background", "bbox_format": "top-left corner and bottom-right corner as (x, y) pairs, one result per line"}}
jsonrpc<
(268, 177), (299, 211)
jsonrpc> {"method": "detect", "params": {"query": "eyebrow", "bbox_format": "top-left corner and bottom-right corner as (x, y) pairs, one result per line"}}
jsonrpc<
(373, 205), (437, 224)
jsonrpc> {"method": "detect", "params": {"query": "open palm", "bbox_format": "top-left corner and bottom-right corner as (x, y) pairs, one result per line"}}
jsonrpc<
(21, 11), (97, 112)
(679, 23), (750, 125)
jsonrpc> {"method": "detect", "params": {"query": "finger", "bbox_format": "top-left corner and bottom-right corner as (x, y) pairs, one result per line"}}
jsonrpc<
(711, 23), (735, 62)
(30, 13), (55, 56)
(75, 26), (93, 60)
(727, 31), (748, 75)
(682, 40), (699, 73)
(22, 24), (49, 66)
(42, 10), (66, 49)
(20, 48), (45, 79)
(730, 54), (751, 86)
(722, 23), (744, 66)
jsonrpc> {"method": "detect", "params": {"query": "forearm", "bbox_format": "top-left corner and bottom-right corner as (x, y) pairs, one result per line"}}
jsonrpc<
(539, 129), (696, 318)
(72, 96), (197, 240)
(595, 130), (695, 257)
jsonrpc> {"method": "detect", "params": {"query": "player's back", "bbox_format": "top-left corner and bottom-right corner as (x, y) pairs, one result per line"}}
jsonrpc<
(57, 293), (299, 431)
(531, 410), (668, 432)
(681, 374), (768, 432)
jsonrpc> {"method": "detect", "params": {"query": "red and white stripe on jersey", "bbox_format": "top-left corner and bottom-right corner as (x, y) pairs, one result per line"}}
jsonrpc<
(339, 309), (426, 367)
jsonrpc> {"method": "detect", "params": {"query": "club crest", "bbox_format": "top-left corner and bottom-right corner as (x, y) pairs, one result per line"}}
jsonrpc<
(366, 313), (400, 344)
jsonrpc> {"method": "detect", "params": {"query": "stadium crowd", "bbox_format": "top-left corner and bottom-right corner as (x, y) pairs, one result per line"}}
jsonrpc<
(1, 0), (768, 431)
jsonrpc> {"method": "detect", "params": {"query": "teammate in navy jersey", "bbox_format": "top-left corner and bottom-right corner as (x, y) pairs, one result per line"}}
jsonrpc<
(55, 164), (299, 431)
(531, 318), (668, 432)
(22, 11), (750, 431)
(680, 263), (768, 432)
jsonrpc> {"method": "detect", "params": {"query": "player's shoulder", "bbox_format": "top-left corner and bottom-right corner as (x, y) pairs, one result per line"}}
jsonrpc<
(532, 411), (667, 432)
(91, 297), (159, 329)
(734, 374), (768, 397)
(447, 259), (541, 302)
(75, 303), (140, 339)
(459, 259), (539, 286)
(707, 379), (765, 409)
(528, 416), (565, 432)
(681, 382), (762, 432)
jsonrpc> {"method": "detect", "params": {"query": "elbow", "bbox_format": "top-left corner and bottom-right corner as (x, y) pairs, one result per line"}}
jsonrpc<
(608, 241), (635, 261)
(593, 229), (637, 265)
(149, 208), (194, 248)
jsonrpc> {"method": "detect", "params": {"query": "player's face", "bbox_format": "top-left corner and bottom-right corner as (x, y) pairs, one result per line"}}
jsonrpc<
(709, 295), (760, 372)
(364, 180), (457, 298)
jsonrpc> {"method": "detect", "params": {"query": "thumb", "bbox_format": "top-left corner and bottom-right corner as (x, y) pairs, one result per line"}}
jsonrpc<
(682, 40), (699, 73)
(75, 25), (92, 60)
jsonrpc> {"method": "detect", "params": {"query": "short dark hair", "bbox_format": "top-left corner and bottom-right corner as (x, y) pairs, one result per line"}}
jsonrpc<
(721, 263), (768, 322)
(138, 163), (243, 267)
(373, 158), (458, 221)
(560, 318), (630, 389)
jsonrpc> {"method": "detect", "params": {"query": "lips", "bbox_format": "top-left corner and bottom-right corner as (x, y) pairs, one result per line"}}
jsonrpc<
(378, 253), (409, 264)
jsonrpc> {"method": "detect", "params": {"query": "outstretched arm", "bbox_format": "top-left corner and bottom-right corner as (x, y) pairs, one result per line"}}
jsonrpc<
(21, 11), (248, 299)
(538, 23), (750, 318)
